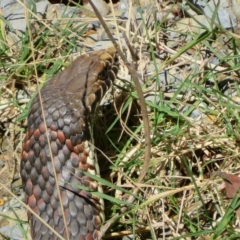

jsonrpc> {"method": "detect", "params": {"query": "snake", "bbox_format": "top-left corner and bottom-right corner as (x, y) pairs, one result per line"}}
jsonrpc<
(20, 48), (119, 240)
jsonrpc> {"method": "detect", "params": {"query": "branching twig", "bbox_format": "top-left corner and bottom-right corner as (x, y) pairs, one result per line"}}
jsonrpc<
(88, 0), (151, 237)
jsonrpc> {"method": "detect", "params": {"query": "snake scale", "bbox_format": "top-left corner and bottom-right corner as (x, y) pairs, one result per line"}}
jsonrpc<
(21, 48), (119, 240)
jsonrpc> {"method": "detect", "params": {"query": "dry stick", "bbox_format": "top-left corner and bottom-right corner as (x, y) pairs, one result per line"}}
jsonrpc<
(88, 0), (151, 237)
(88, 0), (150, 183)
(123, 33), (139, 62)
(103, 222), (164, 239)
(23, 1), (70, 239)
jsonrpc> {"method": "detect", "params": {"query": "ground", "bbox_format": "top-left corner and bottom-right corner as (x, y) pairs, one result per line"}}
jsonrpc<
(1, 0), (240, 239)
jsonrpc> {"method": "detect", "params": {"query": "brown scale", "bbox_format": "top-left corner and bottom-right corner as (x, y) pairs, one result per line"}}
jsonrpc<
(21, 49), (119, 240)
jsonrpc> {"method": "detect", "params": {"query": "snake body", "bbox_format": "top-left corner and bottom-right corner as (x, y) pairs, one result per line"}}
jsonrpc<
(21, 49), (119, 239)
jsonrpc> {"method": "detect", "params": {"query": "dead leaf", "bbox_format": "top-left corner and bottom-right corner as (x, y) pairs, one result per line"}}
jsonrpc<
(215, 171), (240, 198)
(214, 171), (240, 219)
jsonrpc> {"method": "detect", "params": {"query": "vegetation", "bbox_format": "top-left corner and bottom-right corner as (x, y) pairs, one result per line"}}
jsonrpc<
(1, 0), (240, 239)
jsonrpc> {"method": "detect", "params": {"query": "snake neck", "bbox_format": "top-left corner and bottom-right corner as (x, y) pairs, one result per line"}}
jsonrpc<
(21, 49), (119, 239)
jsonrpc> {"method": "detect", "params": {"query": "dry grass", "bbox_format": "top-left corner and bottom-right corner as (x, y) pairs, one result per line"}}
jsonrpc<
(1, 0), (240, 239)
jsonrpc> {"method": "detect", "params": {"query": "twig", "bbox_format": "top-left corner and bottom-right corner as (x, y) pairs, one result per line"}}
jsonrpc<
(88, 0), (151, 237)
(88, 0), (150, 184)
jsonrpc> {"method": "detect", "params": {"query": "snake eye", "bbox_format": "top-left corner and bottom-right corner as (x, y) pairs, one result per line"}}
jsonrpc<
(98, 69), (107, 80)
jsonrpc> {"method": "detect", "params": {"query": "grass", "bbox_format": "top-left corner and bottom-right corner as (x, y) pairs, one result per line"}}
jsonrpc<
(1, 0), (240, 239)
